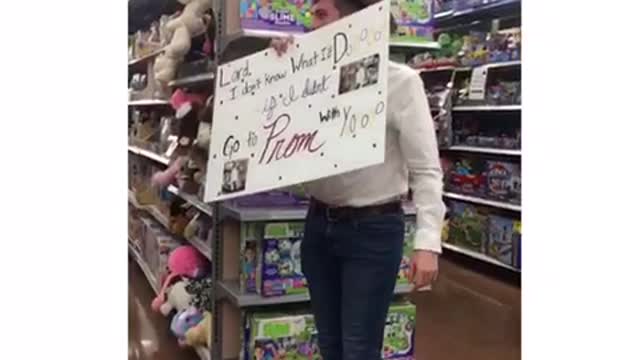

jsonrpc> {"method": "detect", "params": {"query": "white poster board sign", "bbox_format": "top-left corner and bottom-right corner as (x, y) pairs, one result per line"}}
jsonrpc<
(204, 2), (390, 202)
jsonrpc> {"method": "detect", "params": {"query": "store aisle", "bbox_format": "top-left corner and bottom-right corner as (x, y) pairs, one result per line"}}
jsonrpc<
(129, 257), (200, 360)
(414, 258), (521, 360)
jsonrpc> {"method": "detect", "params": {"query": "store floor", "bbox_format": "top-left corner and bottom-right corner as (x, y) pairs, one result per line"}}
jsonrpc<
(128, 256), (520, 360)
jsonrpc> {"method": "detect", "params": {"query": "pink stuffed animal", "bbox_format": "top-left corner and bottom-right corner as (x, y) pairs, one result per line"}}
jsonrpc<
(152, 245), (208, 312)
(151, 156), (188, 189)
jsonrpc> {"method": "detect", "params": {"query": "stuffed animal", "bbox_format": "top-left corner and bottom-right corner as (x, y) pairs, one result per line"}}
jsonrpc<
(154, 0), (212, 84)
(151, 156), (188, 189)
(159, 279), (194, 316)
(151, 245), (208, 311)
(171, 306), (205, 346)
(185, 311), (212, 349)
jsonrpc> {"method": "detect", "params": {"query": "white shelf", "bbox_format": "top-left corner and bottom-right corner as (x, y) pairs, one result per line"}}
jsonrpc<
(128, 191), (171, 228)
(128, 241), (160, 294)
(169, 72), (215, 87)
(168, 185), (213, 217)
(128, 146), (170, 166)
(445, 146), (521, 156)
(453, 104), (521, 111)
(221, 203), (417, 222)
(442, 243), (520, 272)
(443, 192), (521, 212)
(390, 41), (441, 50)
(128, 47), (165, 67)
(128, 99), (171, 107)
(216, 280), (414, 308)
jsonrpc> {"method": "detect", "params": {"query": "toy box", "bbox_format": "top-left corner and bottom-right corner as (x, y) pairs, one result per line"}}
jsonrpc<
(442, 156), (487, 197)
(140, 217), (182, 285)
(485, 160), (520, 204)
(397, 218), (416, 285)
(513, 220), (522, 269)
(258, 222), (307, 297)
(240, 222), (263, 294)
(445, 200), (489, 253)
(382, 303), (417, 360)
(243, 312), (320, 360)
(390, 0), (435, 44)
(487, 215), (517, 266)
(240, 0), (313, 33)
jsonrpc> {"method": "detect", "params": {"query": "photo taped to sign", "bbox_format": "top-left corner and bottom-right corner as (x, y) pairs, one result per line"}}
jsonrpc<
(204, 1), (390, 202)
(338, 53), (380, 95)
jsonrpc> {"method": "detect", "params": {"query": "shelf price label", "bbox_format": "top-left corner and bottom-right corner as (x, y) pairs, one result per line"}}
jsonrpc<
(469, 65), (489, 101)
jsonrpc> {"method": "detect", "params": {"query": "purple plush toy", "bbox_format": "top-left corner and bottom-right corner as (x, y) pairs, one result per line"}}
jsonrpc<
(170, 306), (205, 346)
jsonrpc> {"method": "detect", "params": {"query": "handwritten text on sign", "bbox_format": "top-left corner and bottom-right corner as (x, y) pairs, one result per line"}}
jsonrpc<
(204, 2), (390, 202)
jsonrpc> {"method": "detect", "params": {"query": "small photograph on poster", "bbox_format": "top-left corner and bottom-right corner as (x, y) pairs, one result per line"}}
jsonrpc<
(222, 159), (249, 194)
(338, 54), (380, 95)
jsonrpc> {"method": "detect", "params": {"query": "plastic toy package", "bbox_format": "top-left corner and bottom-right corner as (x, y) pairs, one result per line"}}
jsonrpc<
(258, 222), (307, 297)
(485, 160), (521, 204)
(382, 303), (417, 360)
(240, 223), (263, 294)
(240, 0), (313, 33)
(445, 200), (489, 253)
(487, 215), (517, 266)
(442, 156), (487, 197)
(397, 219), (416, 285)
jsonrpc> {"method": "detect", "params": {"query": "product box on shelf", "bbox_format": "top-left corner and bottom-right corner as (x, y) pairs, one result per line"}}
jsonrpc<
(141, 217), (182, 283)
(390, 0), (435, 44)
(240, 0), (313, 33)
(445, 200), (489, 253)
(487, 215), (518, 266)
(485, 160), (520, 204)
(258, 222), (307, 297)
(382, 302), (417, 360)
(240, 222), (263, 294)
(242, 312), (319, 360)
(513, 220), (521, 269)
(398, 218), (417, 285)
(442, 156), (487, 197)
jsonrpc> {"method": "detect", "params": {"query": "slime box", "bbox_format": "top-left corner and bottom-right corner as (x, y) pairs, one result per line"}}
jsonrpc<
(382, 302), (417, 359)
(257, 222), (307, 297)
(240, 0), (313, 33)
(244, 312), (320, 360)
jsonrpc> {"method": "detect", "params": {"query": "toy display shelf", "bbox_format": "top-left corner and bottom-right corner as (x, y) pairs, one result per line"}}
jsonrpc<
(444, 192), (521, 212)
(216, 280), (414, 308)
(128, 47), (165, 67)
(129, 190), (171, 228)
(443, 242), (520, 272)
(389, 41), (441, 51)
(432, 0), (521, 29)
(128, 189), (212, 260)
(128, 99), (171, 107)
(419, 60), (520, 74)
(221, 203), (417, 222)
(128, 240), (212, 360)
(169, 72), (216, 88)
(453, 104), (521, 111)
(168, 185), (214, 217)
(443, 145), (521, 156)
(128, 145), (170, 166)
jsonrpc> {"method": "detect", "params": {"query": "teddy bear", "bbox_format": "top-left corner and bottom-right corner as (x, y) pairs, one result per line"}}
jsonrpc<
(154, 0), (212, 85)
(185, 311), (212, 349)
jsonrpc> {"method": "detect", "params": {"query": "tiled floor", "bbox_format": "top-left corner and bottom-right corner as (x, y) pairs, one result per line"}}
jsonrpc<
(129, 256), (520, 360)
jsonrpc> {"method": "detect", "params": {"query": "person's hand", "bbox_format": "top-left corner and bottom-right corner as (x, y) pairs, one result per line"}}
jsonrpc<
(409, 250), (439, 291)
(271, 35), (294, 57)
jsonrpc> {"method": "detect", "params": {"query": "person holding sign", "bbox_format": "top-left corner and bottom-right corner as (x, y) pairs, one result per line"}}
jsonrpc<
(272, 1), (445, 359)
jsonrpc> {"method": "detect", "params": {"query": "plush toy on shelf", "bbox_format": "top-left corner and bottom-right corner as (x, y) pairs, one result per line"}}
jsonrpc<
(151, 156), (188, 189)
(185, 311), (212, 349)
(171, 306), (205, 346)
(154, 0), (212, 84)
(159, 280), (194, 316)
(151, 245), (208, 312)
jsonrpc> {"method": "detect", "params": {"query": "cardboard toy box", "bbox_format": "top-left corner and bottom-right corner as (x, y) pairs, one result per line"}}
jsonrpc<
(258, 222), (307, 297)
(382, 303), (417, 360)
(487, 214), (517, 266)
(445, 200), (489, 254)
(242, 312), (319, 360)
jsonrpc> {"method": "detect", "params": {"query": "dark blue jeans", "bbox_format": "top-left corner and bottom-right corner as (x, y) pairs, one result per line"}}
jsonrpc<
(301, 207), (405, 360)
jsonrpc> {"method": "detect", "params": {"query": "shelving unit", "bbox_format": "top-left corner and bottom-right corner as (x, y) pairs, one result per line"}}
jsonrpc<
(128, 1), (522, 359)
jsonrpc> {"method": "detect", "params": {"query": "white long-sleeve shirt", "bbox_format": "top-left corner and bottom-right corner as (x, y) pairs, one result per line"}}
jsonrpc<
(304, 61), (446, 253)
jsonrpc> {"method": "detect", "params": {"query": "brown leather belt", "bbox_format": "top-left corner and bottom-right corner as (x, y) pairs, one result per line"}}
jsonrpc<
(309, 198), (402, 221)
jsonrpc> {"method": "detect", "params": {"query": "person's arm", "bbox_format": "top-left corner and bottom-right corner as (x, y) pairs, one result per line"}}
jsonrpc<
(395, 69), (446, 254)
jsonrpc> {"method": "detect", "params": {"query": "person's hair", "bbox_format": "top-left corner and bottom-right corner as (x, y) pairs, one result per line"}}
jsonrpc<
(334, 0), (398, 33)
